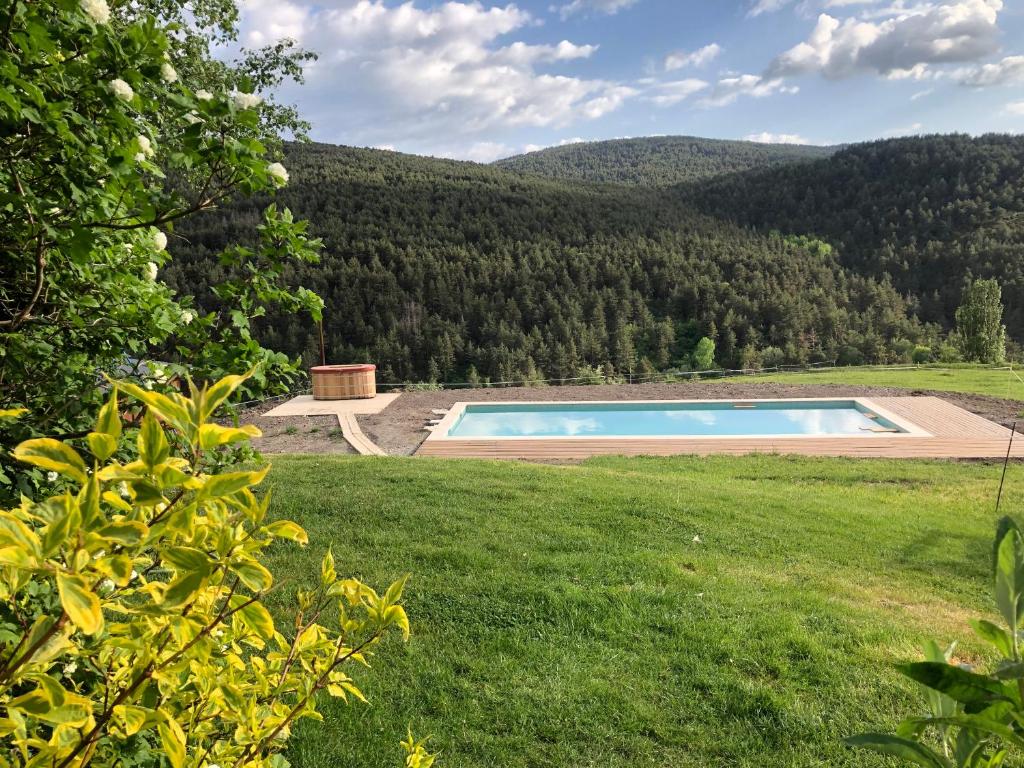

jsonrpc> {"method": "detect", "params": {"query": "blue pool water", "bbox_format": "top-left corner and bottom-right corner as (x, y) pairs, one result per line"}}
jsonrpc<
(447, 401), (905, 438)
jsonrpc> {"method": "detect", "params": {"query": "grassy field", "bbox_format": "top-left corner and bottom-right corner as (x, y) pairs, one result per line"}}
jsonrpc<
(262, 454), (1024, 767)
(720, 364), (1024, 401)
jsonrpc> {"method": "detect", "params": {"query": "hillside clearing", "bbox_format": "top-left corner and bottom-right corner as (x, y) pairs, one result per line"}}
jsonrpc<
(264, 454), (1019, 767)
(722, 365), (1024, 402)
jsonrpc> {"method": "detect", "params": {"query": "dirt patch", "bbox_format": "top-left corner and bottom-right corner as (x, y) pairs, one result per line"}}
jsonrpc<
(356, 381), (1024, 456)
(223, 409), (354, 455)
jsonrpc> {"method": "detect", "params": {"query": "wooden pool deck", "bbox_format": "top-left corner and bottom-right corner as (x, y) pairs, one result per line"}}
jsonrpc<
(416, 397), (1024, 460)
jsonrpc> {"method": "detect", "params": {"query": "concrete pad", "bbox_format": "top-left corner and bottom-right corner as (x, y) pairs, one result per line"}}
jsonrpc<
(263, 393), (401, 418)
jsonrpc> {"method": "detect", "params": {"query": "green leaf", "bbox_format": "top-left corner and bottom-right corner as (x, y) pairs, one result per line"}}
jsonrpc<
(56, 572), (103, 635)
(40, 500), (80, 558)
(995, 525), (1024, 631)
(198, 422), (260, 449)
(96, 520), (149, 546)
(230, 558), (272, 592)
(196, 467), (269, 502)
(163, 546), (212, 576)
(96, 390), (122, 439)
(114, 704), (150, 736)
(13, 439), (87, 484)
(199, 369), (257, 421)
(264, 520), (308, 545)
(161, 571), (206, 609)
(115, 380), (192, 436)
(158, 717), (186, 768)
(230, 595), (275, 640)
(321, 548), (336, 586)
(97, 554), (134, 586)
(138, 411), (170, 469)
(898, 662), (1013, 713)
(971, 619), (1013, 658)
(845, 734), (951, 767)
(87, 432), (118, 462)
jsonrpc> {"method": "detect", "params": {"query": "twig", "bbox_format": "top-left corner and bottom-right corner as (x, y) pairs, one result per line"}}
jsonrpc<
(996, 421), (1017, 515)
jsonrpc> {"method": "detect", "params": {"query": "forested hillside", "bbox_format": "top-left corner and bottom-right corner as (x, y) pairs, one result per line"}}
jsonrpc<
(164, 142), (923, 384)
(493, 136), (836, 186)
(682, 134), (1024, 335)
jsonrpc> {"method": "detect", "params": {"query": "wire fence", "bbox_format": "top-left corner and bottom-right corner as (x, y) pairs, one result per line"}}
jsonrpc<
(230, 361), (1024, 408)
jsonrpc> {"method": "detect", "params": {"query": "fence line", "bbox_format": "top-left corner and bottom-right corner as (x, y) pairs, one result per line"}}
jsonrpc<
(229, 362), (1024, 408)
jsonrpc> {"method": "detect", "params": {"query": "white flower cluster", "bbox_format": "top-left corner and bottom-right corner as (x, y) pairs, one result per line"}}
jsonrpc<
(134, 134), (154, 163)
(80, 0), (109, 24)
(160, 62), (178, 84)
(180, 309), (195, 325)
(195, 89), (213, 101)
(108, 78), (133, 102)
(231, 91), (262, 111)
(267, 162), (289, 187)
(144, 261), (159, 282)
(153, 229), (167, 252)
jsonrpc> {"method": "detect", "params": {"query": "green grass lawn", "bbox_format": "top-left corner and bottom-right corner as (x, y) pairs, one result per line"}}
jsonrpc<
(263, 454), (1023, 767)
(719, 364), (1024, 401)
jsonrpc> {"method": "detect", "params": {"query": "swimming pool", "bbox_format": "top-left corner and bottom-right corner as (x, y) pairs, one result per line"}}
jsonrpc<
(417, 397), (1024, 460)
(436, 398), (924, 440)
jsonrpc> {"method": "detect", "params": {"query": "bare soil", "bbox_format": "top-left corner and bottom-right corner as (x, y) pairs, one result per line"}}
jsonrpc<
(356, 381), (1024, 456)
(225, 405), (354, 454)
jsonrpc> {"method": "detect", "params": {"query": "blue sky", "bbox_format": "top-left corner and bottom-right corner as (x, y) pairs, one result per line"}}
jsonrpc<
(235, 0), (1024, 160)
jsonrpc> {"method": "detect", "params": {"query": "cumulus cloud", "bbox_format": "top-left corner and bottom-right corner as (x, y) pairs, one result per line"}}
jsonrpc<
(744, 131), (811, 144)
(647, 78), (710, 106)
(954, 55), (1024, 86)
(237, 0), (634, 157)
(1006, 101), (1024, 115)
(554, 0), (640, 19)
(699, 74), (797, 107)
(767, 1), (1005, 80)
(664, 43), (721, 71)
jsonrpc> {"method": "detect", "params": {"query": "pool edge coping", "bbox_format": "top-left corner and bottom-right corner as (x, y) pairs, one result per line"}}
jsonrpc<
(425, 396), (933, 442)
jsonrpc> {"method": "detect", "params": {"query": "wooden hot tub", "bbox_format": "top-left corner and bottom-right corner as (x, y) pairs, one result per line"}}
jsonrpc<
(311, 364), (376, 400)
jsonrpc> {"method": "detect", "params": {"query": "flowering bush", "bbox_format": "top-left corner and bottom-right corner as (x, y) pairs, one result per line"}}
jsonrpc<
(0, 374), (424, 767)
(0, 0), (320, 498)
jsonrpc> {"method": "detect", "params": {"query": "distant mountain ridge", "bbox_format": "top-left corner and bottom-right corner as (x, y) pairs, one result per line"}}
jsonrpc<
(679, 133), (1024, 334)
(493, 135), (837, 186)
(166, 133), (1024, 383)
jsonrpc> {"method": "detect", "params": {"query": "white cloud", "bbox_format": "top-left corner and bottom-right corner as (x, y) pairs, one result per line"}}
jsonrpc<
(664, 43), (722, 71)
(954, 55), (1024, 86)
(699, 74), (797, 107)
(496, 40), (599, 66)
(463, 141), (516, 162)
(237, 0), (634, 158)
(1006, 101), (1024, 115)
(554, 0), (639, 19)
(884, 121), (925, 136)
(744, 131), (811, 144)
(748, 0), (793, 16)
(647, 78), (710, 106)
(518, 137), (586, 155)
(910, 87), (934, 99)
(768, 1), (1004, 80)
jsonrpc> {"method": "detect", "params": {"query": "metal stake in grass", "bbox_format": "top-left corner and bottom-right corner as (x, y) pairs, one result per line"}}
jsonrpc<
(996, 420), (1017, 515)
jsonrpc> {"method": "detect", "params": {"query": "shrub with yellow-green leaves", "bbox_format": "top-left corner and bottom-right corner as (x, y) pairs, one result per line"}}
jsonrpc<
(0, 373), (426, 768)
